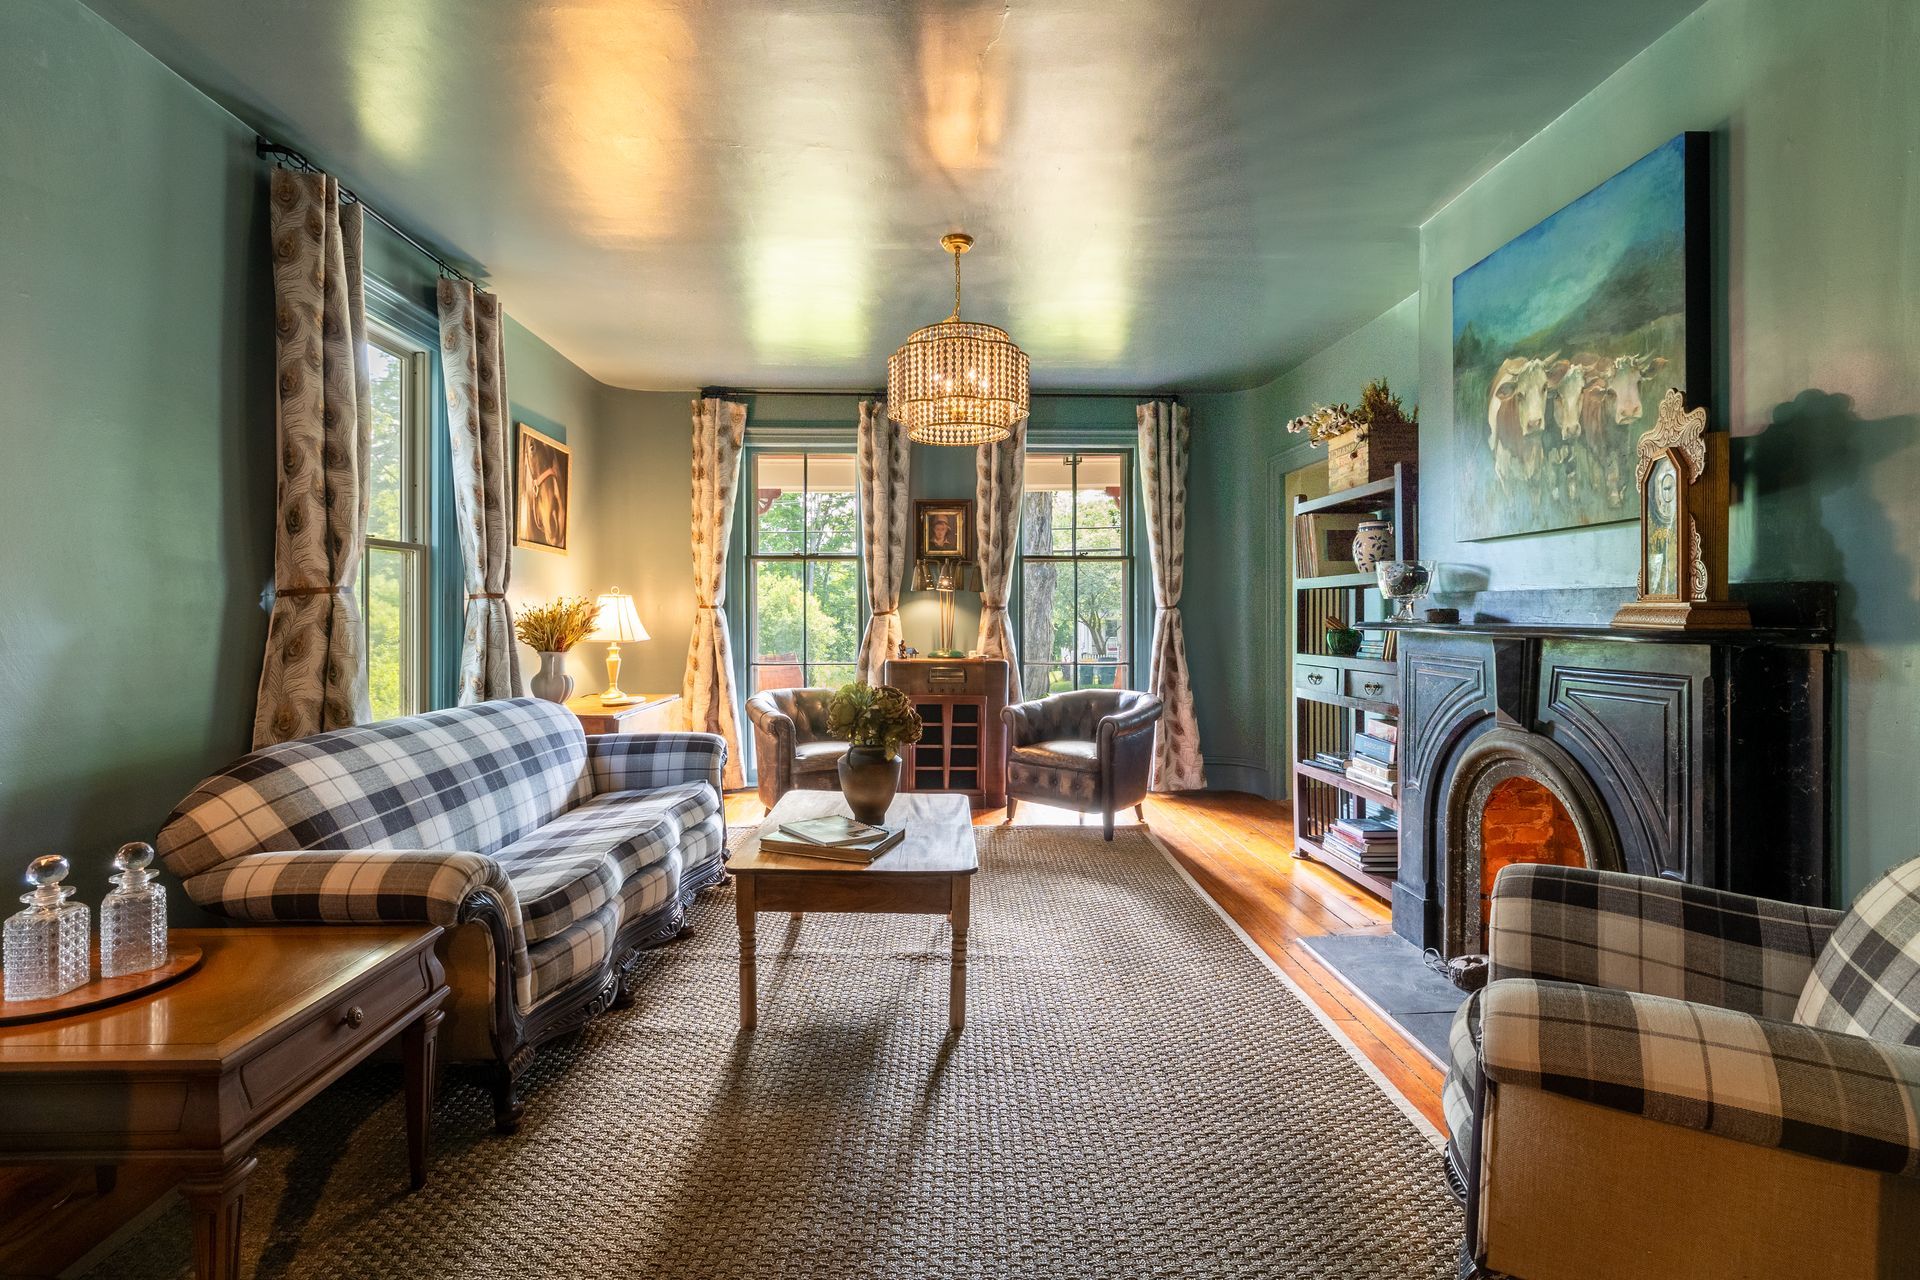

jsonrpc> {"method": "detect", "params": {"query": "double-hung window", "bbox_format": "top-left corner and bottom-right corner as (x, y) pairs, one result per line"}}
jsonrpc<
(1018, 451), (1132, 695)
(746, 451), (863, 692)
(362, 330), (433, 720)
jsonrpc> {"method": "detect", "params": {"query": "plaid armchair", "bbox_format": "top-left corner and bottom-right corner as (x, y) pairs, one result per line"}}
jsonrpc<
(158, 698), (728, 1132)
(1447, 860), (1920, 1279)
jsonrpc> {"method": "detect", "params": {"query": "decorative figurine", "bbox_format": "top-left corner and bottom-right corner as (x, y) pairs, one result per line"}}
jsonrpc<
(101, 842), (168, 979)
(1612, 389), (1750, 629)
(3, 855), (90, 1001)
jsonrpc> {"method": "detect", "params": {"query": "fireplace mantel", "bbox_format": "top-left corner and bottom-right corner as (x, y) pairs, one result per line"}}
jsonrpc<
(1375, 583), (1835, 955)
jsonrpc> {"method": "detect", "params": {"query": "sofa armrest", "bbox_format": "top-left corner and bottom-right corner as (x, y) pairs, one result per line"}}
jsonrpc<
(587, 732), (728, 797)
(1488, 863), (1845, 1020)
(183, 848), (518, 930)
(1479, 977), (1920, 1178)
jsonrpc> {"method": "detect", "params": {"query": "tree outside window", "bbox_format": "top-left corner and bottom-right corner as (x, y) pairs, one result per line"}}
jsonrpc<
(1018, 452), (1131, 696)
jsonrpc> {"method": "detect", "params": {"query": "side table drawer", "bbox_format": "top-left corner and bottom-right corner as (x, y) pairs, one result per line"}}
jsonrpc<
(1344, 668), (1397, 705)
(1295, 661), (1339, 696)
(237, 947), (437, 1112)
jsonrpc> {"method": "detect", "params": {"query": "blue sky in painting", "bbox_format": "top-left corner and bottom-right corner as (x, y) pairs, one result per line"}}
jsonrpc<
(1452, 134), (1686, 346)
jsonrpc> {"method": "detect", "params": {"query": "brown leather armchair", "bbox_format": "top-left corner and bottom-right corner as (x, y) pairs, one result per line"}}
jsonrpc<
(745, 687), (846, 808)
(1001, 689), (1163, 839)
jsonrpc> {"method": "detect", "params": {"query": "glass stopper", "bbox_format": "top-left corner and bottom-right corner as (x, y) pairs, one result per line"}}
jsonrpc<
(113, 842), (155, 878)
(22, 855), (74, 909)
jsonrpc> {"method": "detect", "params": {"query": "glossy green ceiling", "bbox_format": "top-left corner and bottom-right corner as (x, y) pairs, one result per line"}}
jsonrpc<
(83, 0), (1704, 392)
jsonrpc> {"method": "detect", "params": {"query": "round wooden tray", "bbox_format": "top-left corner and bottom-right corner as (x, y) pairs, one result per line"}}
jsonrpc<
(0, 945), (204, 1026)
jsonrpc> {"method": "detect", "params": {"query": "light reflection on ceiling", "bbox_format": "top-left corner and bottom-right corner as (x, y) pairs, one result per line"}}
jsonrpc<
(82, 0), (1709, 391)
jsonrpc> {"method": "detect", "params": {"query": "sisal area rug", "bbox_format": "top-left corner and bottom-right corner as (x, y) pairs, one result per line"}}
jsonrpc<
(85, 827), (1459, 1278)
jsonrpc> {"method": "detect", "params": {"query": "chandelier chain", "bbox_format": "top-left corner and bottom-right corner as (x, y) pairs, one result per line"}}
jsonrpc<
(950, 246), (963, 321)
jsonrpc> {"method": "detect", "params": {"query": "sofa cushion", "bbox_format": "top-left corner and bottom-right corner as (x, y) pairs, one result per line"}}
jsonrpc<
(1796, 856), (1920, 1045)
(491, 793), (680, 943)
(526, 899), (622, 1008)
(793, 741), (848, 775)
(157, 698), (587, 881)
(1012, 739), (1099, 773)
(595, 781), (721, 837)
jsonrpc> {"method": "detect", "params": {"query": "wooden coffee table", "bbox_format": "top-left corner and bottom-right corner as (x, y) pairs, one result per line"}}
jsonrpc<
(0, 925), (447, 1280)
(733, 791), (978, 1029)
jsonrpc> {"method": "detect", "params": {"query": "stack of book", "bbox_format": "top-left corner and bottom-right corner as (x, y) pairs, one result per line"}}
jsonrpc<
(1343, 718), (1395, 793)
(1320, 815), (1399, 870)
(757, 815), (905, 863)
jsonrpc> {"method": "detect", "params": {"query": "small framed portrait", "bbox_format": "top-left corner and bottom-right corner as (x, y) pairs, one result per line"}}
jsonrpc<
(915, 499), (973, 560)
(515, 423), (571, 554)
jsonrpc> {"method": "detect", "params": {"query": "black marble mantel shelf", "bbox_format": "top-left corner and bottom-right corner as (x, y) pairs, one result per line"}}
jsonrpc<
(1358, 619), (1832, 646)
(1354, 581), (1834, 647)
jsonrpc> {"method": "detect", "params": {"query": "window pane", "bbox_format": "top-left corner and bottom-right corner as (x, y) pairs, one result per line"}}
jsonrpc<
(365, 546), (412, 721)
(1074, 561), (1127, 664)
(1020, 561), (1072, 669)
(804, 454), (859, 555)
(366, 345), (405, 542)
(808, 663), (857, 690)
(1076, 663), (1126, 691)
(1018, 491), (1055, 555)
(1025, 663), (1073, 697)
(753, 454), (805, 555)
(753, 560), (806, 669)
(753, 664), (804, 694)
(807, 560), (860, 662)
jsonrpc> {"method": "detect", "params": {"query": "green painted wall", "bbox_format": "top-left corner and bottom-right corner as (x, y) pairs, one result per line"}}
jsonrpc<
(0, 0), (629, 912)
(1417, 0), (1920, 901)
(1186, 296), (1420, 795)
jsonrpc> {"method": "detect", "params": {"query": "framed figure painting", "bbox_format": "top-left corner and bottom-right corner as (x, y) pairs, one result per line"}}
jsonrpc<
(915, 499), (973, 560)
(515, 423), (570, 554)
(1451, 132), (1708, 541)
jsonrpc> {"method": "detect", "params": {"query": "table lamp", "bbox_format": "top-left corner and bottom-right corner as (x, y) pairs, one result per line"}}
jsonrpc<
(911, 559), (982, 657)
(591, 588), (650, 705)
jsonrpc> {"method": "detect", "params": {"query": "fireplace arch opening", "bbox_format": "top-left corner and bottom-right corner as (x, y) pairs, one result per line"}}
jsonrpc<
(1443, 728), (1622, 956)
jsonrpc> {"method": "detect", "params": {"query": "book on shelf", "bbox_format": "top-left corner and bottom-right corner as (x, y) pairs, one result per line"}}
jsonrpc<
(1309, 751), (1347, 772)
(1345, 759), (1397, 792)
(1350, 732), (1397, 765)
(1362, 714), (1399, 743)
(1320, 828), (1398, 869)
(1330, 816), (1398, 845)
(758, 821), (905, 863)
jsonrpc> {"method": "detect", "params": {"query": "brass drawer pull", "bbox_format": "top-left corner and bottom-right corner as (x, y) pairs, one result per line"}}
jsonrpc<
(341, 1006), (365, 1029)
(1306, 672), (1325, 686)
(1362, 681), (1385, 697)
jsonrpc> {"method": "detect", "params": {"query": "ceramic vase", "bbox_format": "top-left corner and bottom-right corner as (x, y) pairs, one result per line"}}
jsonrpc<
(530, 652), (574, 703)
(1351, 518), (1395, 573)
(837, 745), (901, 826)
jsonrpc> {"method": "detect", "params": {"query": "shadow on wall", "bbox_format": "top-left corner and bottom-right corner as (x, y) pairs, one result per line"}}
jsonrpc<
(1739, 390), (1920, 656)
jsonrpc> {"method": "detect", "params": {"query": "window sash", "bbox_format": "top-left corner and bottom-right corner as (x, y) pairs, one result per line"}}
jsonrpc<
(363, 327), (432, 718)
(1017, 450), (1134, 695)
(745, 449), (864, 692)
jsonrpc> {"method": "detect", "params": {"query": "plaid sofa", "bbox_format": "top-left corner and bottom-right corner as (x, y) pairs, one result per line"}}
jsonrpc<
(1446, 860), (1920, 1278)
(157, 697), (728, 1131)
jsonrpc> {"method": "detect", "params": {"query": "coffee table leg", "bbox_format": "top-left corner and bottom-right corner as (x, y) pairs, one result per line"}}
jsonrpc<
(737, 873), (758, 1029)
(403, 1006), (443, 1190)
(182, 1154), (257, 1280)
(949, 875), (970, 1030)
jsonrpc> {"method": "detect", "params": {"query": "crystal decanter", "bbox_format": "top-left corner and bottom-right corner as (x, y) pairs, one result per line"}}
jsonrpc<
(101, 842), (168, 979)
(3, 855), (90, 1001)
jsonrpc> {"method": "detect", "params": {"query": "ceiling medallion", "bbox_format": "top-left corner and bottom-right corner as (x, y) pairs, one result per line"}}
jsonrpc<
(887, 233), (1030, 446)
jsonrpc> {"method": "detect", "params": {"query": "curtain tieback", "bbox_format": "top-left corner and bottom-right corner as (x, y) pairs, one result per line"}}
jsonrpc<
(466, 592), (507, 600)
(277, 584), (344, 597)
(871, 608), (899, 617)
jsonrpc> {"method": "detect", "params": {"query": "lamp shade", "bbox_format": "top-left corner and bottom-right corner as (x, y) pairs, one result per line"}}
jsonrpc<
(591, 589), (649, 643)
(912, 559), (983, 593)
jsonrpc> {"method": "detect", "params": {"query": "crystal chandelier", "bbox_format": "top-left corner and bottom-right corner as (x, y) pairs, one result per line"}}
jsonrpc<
(887, 233), (1030, 446)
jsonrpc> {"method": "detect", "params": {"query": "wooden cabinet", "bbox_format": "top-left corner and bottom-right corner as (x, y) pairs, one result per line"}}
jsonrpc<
(565, 692), (681, 735)
(883, 658), (1009, 810)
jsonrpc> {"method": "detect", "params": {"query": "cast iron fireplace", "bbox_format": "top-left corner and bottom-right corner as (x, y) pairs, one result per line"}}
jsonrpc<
(1388, 585), (1835, 956)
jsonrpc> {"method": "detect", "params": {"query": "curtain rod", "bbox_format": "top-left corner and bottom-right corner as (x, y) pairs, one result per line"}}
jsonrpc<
(699, 386), (1181, 401)
(255, 138), (481, 289)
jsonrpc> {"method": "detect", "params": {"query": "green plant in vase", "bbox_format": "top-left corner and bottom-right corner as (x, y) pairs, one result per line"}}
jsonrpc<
(827, 683), (924, 824)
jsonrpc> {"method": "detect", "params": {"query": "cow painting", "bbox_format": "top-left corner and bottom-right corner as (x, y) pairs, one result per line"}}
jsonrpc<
(1451, 133), (1705, 540)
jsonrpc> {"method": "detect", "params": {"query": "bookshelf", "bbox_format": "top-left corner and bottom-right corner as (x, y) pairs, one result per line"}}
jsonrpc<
(1289, 463), (1417, 901)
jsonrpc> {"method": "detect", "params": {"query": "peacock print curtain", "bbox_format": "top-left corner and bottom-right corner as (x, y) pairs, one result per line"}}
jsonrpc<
(253, 168), (372, 748)
(685, 396), (747, 790)
(856, 400), (911, 685)
(1137, 400), (1206, 791)
(438, 277), (522, 704)
(974, 420), (1028, 702)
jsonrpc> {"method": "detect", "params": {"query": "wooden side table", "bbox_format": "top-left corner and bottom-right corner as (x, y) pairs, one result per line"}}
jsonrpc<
(0, 926), (448, 1280)
(565, 691), (682, 735)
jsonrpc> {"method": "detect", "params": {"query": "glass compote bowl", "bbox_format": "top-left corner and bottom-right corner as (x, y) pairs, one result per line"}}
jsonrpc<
(1376, 560), (1436, 622)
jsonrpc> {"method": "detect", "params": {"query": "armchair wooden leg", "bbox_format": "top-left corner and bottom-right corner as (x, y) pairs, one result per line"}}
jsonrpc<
(1005, 797), (1018, 824)
(1134, 803), (1146, 822)
(1103, 808), (1115, 841)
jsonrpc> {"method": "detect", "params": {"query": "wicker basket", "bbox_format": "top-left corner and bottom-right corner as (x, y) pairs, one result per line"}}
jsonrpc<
(1326, 419), (1418, 491)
